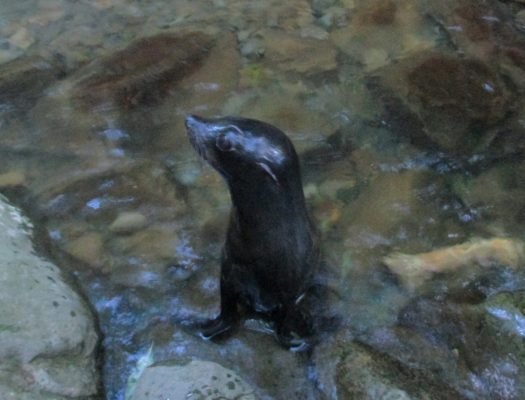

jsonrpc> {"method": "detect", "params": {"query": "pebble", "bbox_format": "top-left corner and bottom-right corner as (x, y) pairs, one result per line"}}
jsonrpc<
(0, 171), (26, 188)
(319, 179), (354, 199)
(300, 25), (329, 40)
(9, 27), (35, 50)
(319, 7), (350, 29)
(362, 48), (389, 71)
(109, 211), (147, 234)
(240, 36), (265, 59)
(64, 232), (104, 269)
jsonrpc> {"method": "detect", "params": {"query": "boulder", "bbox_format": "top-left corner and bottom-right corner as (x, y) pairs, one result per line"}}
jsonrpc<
(129, 360), (256, 400)
(261, 30), (338, 75)
(383, 237), (525, 290)
(0, 55), (64, 111)
(375, 52), (515, 154)
(72, 31), (214, 110)
(0, 195), (100, 399)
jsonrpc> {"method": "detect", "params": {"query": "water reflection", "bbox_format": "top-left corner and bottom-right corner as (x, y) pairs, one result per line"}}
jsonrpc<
(1, 0), (525, 399)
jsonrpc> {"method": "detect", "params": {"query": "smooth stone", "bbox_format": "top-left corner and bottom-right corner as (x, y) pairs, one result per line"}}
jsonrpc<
(383, 237), (525, 290)
(362, 47), (389, 71)
(9, 27), (35, 50)
(72, 32), (214, 110)
(0, 55), (64, 108)
(319, 6), (350, 29)
(115, 228), (179, 262)
(129, 360), (256, 400)
(64, 232), (105, 269)
(0, 170), (26, 188)
(261, 30), (338, 74)
(109, 211), (147, 234)
(0, 195), (100, 398)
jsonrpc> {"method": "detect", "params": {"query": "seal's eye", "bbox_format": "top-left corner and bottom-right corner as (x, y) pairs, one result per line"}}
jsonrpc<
(216, 133), (234, 152)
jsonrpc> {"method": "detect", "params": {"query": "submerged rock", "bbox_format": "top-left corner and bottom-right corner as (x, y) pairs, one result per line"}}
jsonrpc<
(0, 170), (26, 188)
(383, 237), (525, 290)
(72, 31), (214, 110)
(261, 29), (338, 75)
(0, 55), (64, 111)
(64, 231), (106, 270)
(359, 289), (525, 400)
(313, 329), (469, 400)
(0, 195), (100, 399)
(342, 170), (431, 246)
(331, 0), (437, 72)
(109, 211), (148, 234)
(129, 360), (256, 400)
(407, 55), (512, 151)
(454, 162), (525, 232)
(376, 52), (515, 154)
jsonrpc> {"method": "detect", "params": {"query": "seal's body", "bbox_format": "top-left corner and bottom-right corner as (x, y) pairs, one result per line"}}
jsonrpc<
(185, 115), (320, 348)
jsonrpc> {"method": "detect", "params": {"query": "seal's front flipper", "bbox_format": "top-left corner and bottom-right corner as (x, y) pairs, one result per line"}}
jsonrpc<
(199, 287), (240, 340)
(198, 315), (237, 340)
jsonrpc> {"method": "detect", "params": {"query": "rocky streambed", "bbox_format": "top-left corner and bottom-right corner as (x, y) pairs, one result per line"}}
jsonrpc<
(1, 0), (525, 399)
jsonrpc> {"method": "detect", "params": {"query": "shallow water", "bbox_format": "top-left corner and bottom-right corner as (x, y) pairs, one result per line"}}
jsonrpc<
(1, 0), (525, 399)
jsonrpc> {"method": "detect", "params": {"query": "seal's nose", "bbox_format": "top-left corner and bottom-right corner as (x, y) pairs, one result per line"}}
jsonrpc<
(185, 114), (198, 130)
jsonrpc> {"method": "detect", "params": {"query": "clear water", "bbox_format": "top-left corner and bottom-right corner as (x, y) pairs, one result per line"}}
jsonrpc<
(1, 0), (525, 399)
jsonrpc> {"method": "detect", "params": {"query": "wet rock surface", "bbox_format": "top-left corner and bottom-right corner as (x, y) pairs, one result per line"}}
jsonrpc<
(374, 52), (515, 154)
(71, 32), (214, 111)
(0, 55), (64, 112)
(129, 360), (256, 400)
(0, 195), (100, 399)
(357, 287), (525, 400)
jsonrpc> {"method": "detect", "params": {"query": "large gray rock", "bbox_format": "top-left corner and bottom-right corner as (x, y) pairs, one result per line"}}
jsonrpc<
(129, 360), (256, 400)
(0, 195), (100, 399)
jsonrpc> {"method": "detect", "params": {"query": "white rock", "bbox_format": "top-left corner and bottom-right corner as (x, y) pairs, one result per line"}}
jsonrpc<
(129, 360), (257, 400)
(0, 195), (100, 398)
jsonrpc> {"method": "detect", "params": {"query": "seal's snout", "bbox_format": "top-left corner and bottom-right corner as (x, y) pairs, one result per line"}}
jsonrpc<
(185, 114), (216, 162)
(185, 114), (216, 141)
(185, 114), (202, 131)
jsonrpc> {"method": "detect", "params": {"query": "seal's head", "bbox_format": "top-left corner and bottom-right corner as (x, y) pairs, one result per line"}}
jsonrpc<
(185, 114), (299, 186)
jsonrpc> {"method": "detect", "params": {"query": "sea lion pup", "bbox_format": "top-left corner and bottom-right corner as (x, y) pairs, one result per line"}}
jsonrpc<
(185, 114), (332, 350)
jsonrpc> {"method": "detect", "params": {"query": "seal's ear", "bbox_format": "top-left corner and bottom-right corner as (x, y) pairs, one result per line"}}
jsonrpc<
(257, 162), (279, 184)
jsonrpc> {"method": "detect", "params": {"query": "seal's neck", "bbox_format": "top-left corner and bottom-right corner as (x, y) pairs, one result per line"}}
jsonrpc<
(228, 174), (310, 237)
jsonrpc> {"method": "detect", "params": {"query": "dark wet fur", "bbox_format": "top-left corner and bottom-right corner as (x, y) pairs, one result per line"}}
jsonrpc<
(185, 115), (339, 350)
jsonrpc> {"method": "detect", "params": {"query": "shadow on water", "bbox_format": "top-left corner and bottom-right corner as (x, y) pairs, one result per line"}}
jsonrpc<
(2, 0), (525, 398)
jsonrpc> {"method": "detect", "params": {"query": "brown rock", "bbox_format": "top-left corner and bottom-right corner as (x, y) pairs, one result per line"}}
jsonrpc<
(180, 32), (240, 113)
(345, 171), (426, 235)
(73, 32), (214, 109)
(408, 55), (510, 126)
(378, 53), (514, 153)
(356, 0), (397, 26)
(330, 1), (437, 71)
(262, 30), (337, 75)
(425, 0), (524, 63)
(114, 228), (178, 263)
(0, 56), (64, 110)
(64, 232), (105, 269)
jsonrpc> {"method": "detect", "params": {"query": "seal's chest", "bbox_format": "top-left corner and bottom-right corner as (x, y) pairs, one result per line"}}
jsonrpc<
(226, 261), (280, 313)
